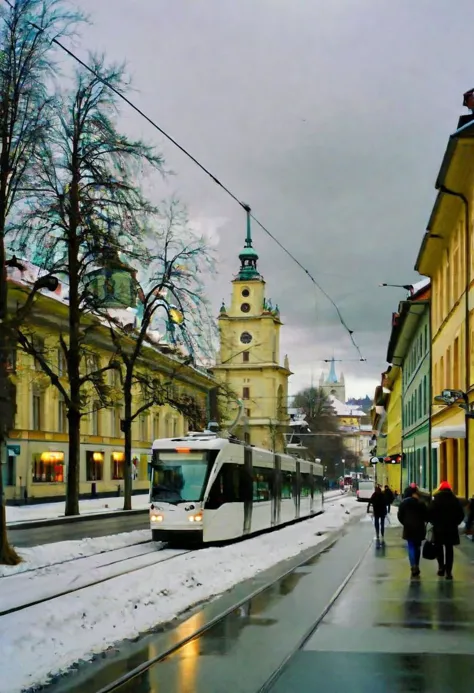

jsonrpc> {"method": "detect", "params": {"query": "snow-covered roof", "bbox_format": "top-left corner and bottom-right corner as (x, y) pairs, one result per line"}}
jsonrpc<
(329, 395), (364, 418)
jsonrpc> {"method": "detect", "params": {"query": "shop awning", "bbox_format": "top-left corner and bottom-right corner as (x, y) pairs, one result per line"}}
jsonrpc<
(431, 425), (466, 440)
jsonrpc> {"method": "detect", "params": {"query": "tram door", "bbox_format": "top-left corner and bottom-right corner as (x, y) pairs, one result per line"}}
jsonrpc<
(295, 461), (301, 519)
(272, 454), (281, 526)
(243, 446), (253, 535)
(309, 468), (314, 514)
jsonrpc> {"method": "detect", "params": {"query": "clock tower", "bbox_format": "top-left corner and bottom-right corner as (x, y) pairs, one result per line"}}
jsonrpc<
(212, 208), (291, 451)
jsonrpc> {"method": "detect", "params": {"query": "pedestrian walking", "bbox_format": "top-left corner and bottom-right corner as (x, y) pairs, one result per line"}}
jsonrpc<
(428, 481), (465, 580)
(397, 486), (427, 579)
(368, 485), (387, 545)
(384, 485), (394, 514)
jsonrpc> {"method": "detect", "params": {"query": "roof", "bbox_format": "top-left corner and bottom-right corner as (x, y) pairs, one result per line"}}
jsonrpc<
(329, 395), (364, 418)
(386, 297), (430, 365)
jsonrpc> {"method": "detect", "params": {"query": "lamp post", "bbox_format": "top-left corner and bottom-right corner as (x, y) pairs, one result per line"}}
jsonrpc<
(379, 283), (414, 295)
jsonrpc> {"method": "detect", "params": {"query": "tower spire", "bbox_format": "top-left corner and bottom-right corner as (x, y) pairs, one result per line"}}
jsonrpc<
(327, 357), (338, 383)
(237, 204), (260, 280)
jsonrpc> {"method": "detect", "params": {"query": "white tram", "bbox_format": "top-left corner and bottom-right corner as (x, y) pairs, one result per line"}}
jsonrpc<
(149, 433), (324, 544)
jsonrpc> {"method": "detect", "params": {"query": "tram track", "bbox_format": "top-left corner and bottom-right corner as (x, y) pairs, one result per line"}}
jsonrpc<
(90, 524), (365, 693)
(0, 547), (191, 618)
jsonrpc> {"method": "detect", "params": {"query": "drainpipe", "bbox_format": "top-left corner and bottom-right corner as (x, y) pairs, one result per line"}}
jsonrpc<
(438, 186), (470, 499)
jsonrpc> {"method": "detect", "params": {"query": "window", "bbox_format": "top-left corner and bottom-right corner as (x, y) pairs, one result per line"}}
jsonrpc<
(440, 355), (445, 390)
(111, 452), (125, 480)
(86, 352), (101, 374)
(58, 395), (68, 433)
(152, 414), (160, 440)
(205, 463), (252, 509)
(446, 348), (451, 390)
(281, 470), (295, 499)
(245, 408), (251, 418)
(32, 336), (45, 370)
(150, 451), (211, 503)
(423, 376), (427, 416)
(172, 418), (178, 437)
(418, 383), (422, 419)
(139, 414), (147, 441)
(33, 452), (64, 483)
(6, 347), (16, 373)
(453, 337), (460, 390)
(86, 451), (104, 481)
(301, 473), (312, 498)
(112, 406), (122, 438)
(243, 387), (250, 399)
(424, 325), (428, 355)
(91, 402), (100, 436)
(253, 466), (273, 501)
(32, 389), (42, 430)
(243, 351), (249, 363)
(58, 348), (67, 377)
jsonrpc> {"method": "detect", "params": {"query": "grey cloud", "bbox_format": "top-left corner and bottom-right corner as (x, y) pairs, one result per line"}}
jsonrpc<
(74, 0), (474, 395)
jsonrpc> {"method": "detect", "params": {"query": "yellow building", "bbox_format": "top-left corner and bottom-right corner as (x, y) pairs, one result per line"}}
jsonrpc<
(212, 213), (291, 451)
(371, 368), (402, 491)
(415, 110), (474, 498)
(4, 274), (215, 503)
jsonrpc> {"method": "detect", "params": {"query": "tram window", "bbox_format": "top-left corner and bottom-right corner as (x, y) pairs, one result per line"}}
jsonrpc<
(252, 466), (273, 501)
(301, 473), (311, 498)
(281, 471), (294, 499)
(206, 463), (252, 509)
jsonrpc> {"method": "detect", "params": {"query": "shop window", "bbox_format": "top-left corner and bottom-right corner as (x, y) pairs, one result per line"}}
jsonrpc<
(33, 452), (64, 483)
(111, 451), (125, 480)
(86, 451), (104, 481)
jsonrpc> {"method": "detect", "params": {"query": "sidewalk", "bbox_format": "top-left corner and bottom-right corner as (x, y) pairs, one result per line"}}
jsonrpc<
(271, 520), (474, 693)
(6, 494), (149, 525)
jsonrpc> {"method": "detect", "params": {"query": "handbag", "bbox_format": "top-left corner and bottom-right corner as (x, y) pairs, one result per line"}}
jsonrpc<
(422, 526), (437, 561)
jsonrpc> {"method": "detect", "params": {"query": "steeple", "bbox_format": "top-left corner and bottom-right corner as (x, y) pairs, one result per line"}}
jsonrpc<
(327, 357), (338, 383)
(237, 205), (260, 281)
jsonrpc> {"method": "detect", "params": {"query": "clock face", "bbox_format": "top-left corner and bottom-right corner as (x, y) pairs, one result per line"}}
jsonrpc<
(240, 332), (252, 344)
(241, 303), (251, 313)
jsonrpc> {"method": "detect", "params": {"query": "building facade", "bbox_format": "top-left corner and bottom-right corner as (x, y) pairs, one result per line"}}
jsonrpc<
(212, 214), (291, 451)
(370, 370), (402, 491)
(3, 278), (215, 503)
(386, 284), (431, 492)
(415, 111), (474, 499)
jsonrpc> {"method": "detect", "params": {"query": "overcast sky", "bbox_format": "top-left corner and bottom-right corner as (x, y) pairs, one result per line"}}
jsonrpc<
(72, 0), (474, 399)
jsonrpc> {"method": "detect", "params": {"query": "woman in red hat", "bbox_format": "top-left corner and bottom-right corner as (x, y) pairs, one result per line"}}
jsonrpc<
(428, 481), (465, 579)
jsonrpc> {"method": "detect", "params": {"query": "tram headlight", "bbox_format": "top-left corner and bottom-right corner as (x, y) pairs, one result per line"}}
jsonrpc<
(151, 514), (164, 523)
(188, 513), (203, 523)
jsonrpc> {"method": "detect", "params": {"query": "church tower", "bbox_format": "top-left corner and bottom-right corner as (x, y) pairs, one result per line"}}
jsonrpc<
(212, 207), (291, 451)
(319, 358), (346, 402)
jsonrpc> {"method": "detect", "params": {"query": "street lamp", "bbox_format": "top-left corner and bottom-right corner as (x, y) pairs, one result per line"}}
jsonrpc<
(379, 283), (414, 295)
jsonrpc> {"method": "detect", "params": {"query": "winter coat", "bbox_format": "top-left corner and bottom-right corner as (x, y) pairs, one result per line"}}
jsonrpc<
(384, 488), (394, 505)
(368, 491), (387, 518)
(397, 497), (427, 543)
(428, 489), (465, 546)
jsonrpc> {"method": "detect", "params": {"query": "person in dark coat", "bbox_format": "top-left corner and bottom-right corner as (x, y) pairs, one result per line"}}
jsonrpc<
(428, 481), (465, 579)
(384, 485), (394, 514)
(368, 485), (387, 544)
(397, 487), (427, 578)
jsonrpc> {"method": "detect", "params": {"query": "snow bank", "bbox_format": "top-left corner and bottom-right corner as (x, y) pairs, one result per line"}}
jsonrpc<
(0, 529), (151, 577)
(6, 494), (149, 525)
(2, 499), (363, 693)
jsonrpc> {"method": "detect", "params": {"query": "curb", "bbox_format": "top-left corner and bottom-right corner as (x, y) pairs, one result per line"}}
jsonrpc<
(7, 508), (149, 531)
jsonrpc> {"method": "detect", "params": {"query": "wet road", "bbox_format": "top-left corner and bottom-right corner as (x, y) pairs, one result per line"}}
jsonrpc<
(9, 512), (149, 548)
(45, 515), (474, 693)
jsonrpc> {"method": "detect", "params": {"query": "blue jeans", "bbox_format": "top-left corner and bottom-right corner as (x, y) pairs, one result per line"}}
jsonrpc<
(374, 516), (385, 537)
(407, 540), (421, 567)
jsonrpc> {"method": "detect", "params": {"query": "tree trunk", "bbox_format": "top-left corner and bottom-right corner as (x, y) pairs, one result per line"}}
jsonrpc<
(65, 406), (81, 516)
(123, 378), (133, 511)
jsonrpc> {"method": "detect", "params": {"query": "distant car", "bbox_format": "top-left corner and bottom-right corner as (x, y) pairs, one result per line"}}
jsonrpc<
(357, 480), (375, 502)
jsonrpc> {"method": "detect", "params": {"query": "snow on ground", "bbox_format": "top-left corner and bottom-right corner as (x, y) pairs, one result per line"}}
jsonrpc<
(6, 494), (149, 524)
(2, 498), (364, 693)
(0, 529), (151, 577)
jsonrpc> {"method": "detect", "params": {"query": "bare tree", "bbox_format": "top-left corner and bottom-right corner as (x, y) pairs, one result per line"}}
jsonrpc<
(0, 0), (81, 564)
(14, 56), (164, 516)
(101, 200), (214, 509)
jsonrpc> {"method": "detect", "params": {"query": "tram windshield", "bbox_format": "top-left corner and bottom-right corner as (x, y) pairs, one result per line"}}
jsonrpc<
(150, 450), (211, 504)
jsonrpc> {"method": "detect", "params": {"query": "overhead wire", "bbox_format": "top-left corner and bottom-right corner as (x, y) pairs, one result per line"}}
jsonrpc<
(3, 0), (365, 360)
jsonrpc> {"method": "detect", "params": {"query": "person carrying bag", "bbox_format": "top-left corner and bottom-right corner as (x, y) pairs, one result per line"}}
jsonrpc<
(397, 486), (427, 578)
